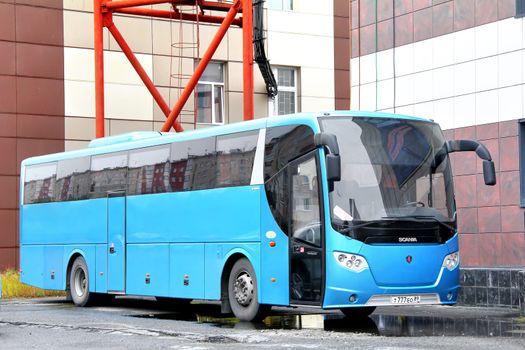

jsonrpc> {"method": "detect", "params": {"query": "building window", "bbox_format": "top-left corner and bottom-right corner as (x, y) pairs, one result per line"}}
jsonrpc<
(517, 0), (525, 18)
(270, 67), (298, 116)
(268, 0), (293, 11)
(196, 62), (224, 125)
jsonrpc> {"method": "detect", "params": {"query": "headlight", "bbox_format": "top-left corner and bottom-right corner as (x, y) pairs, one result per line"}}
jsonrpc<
(333, 252), (368, 272)
(442, 252), (459, 271)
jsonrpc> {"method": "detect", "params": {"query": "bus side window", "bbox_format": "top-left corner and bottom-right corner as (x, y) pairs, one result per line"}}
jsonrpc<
(216, 131), (258, 188)
(128, 145), (170, 195)
(264, 125), (315, 181)
(170, 137), (217, 191)
(23, 162), (57, 205)
(90, 152), (128, 198)
(55, 157), (90, 201)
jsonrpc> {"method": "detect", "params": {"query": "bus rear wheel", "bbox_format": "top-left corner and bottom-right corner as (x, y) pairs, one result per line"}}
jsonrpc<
(228, 258), (269, 322)
(69, 256), (93, 307)
(340, 306), (376, 318)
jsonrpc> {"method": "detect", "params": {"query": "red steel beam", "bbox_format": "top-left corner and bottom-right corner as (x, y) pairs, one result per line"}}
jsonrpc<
(94, 0), (105, 138)
(105, 0), (242, 12)
(104, 0), (176, 10)
(242, 0), (253, 120)
(114, 7), (243, 26)
(107, 21), (184, 132)
(161, 0), (241, 132)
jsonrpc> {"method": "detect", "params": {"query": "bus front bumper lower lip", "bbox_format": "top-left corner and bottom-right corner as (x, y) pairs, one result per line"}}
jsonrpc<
(365, 293), (440, 306)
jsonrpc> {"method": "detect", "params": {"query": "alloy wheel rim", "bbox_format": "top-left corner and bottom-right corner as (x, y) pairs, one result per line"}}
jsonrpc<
(234, 272), (254, 306)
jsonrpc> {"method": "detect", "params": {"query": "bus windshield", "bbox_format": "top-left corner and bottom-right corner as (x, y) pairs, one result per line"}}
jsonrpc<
(320, 117), (456, 244)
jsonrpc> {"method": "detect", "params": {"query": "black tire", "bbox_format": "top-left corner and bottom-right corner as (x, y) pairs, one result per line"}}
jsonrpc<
(69, 256), (93, 307)
(340, 306), (376, 318)
(228, 258), (269, 322)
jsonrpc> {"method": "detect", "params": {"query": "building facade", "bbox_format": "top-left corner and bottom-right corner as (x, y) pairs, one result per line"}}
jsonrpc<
(351, 0), (525, 308)
(0, 0), (347, 270)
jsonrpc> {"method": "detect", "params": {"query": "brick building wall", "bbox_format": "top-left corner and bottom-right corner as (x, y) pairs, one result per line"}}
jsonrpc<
(0, 0), (65, 270)
(351, 0), (525, 269)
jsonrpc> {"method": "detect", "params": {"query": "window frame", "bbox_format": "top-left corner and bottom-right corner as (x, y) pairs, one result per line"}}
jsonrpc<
(196, 62), (225, 125)
(269, 66), (298, 116)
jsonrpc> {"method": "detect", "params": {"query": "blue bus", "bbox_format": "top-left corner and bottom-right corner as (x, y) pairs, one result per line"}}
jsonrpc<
(20, 111), (495, 321)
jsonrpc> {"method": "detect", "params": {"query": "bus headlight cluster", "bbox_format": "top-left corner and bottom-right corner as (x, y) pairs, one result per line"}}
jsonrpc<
(442, 252), (459, 271)
(333, 252), (368, 272)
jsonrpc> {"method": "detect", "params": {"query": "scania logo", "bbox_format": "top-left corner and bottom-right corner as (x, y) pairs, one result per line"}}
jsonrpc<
(398, 237), (418, 243)
(406, 255), (413, 263)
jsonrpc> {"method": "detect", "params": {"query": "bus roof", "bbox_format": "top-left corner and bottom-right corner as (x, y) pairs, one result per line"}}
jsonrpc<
(21, 110), (432, 166)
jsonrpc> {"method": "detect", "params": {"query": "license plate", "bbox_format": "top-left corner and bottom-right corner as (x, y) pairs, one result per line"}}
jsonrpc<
(390, 295), (421, 304)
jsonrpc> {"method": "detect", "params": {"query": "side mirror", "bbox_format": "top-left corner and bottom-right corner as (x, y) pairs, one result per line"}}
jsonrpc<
(446, 140), (496, 186)
(314, 133), (341, 188)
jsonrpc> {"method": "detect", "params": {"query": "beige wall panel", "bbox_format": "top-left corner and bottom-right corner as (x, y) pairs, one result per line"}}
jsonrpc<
(109, 15), (153, 54)
(301, 67), (334, 98)
(65, 140), (90, 152)
(63, 0), (93, 12)
(268, 31), (334, 69)
(65, 80), (95, 118)
(64, 10), (109, 49)
(301, 96), (334, 113)
(228, 91), (243, 123)
(65, 116), (96, 141)
(227, 61), (243, 92)
(227, 27), (243, 62)
(64, 48), (153, 85)
(254, 92), (269, 119)
(109, 119), (153, 136)
(152, 55), (194, 87)
(198, 24), (228, 61)
(227, 62), (266, 94)
(64, 47), (94, 82)
(268, 11), (333, 37)
(254, 68), (267, 94)
(106, 83), (153, 120)
(292, 0), (333, 15)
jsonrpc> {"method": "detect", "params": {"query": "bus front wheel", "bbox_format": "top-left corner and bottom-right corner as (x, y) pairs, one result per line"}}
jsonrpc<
(69, 256), (93, 307)
(228, 258), (269, 322)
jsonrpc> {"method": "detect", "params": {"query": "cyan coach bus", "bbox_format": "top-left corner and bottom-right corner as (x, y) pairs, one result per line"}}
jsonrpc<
(20, 111), (496, 321)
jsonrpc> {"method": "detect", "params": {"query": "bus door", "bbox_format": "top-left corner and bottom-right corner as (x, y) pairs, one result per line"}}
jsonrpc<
(289, 152), (324, 305)
(107, 190), (126, 293)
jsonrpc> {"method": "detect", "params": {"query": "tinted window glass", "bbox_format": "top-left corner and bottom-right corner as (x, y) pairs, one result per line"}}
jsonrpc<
(56, 157), (91, 201)
(170, 137), (216, 191)
(265, 168), (288, 234)
(216, 131), (258, 187)
(23, 162), (57, 204)
(264, 125), (315, 181)
(128, 145), (170, 195)
(90, 152), (128, 198)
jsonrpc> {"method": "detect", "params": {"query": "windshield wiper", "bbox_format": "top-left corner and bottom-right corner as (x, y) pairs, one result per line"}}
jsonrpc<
(332, 216), (456, 236)
(384, 215), (456, 232)
(332, 218), (401, 234)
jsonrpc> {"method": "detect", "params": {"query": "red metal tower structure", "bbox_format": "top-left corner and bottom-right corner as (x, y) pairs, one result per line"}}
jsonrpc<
(93, 0), (254, 138)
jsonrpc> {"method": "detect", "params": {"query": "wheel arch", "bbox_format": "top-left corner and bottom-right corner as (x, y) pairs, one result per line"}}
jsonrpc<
(64, 249), (87, 292)
(220, 249), (257, 313)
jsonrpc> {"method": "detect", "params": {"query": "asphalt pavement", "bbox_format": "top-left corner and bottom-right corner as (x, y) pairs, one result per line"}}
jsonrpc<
(0, 297), (524, 349)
